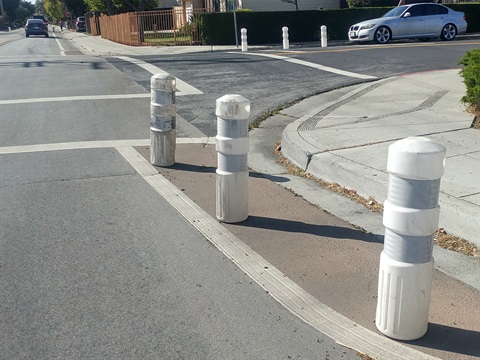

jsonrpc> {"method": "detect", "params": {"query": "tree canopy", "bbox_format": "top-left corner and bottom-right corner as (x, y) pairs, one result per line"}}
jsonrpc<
(1, 0), (36, 27)
(1, 0), (173, 29)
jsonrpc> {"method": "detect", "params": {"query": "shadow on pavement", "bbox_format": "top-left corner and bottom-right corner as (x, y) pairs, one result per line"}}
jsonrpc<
(235, 215), (379, 242)
(402, 323), (480, 357)
(170, 163), (291, 183)
(170, 162), (215, 173)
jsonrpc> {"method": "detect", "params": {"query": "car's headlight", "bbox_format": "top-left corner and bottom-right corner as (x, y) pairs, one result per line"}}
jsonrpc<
(361, 24), (376, 30)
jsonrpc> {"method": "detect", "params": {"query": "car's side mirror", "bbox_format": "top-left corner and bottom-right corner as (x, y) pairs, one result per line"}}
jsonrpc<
(404, 12), (411, 18)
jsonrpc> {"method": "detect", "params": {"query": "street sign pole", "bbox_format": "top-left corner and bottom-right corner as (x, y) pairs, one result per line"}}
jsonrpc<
(233, 0), (238, 47)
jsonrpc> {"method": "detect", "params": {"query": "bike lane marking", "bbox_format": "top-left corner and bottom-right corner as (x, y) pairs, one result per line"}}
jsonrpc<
(115, 144), (440, 360)
(117, 56), (203, 95)
(234, 52), (377, 80)
(0, 139), (440, 360)
(51, 31), (66, 56)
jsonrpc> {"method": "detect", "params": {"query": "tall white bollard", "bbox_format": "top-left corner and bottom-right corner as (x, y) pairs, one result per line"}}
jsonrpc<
(215, 95), (250, 223)
(321, 25), (328, 47)
(282, 27), (289, 50)
(150, 73), (177, 167)
(376, 137), (446, 340)
(241, 28), (248, 52)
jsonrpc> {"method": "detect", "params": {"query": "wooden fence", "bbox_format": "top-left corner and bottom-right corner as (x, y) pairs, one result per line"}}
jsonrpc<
(96, 8), (212, 46)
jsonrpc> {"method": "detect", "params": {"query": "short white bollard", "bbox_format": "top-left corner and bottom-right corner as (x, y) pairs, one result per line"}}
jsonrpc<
(282, 26), (289, 50)
(241, 28), (248, 52)
(215, 95), (250, 223)
(8, 27), (12, 32)
(150, 73), (177, 167)
(376, 137), (446, 340)
(321, 25), (328, 47)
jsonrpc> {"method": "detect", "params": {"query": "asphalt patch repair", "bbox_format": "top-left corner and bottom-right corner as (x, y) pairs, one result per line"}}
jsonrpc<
(135, 144), (479, 360)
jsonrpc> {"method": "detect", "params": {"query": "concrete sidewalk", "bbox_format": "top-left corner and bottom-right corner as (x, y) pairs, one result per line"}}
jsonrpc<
(281, 69), (480, 249)
(59, 29), (251, 55)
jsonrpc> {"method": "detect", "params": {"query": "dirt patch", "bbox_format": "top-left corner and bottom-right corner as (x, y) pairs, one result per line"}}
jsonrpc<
(471, 115), (479, 129)
(274, 143), (383, 213)
(435, 228), (479, 257)
(275, 143), (479, 257)
(357, 353), (376, 360)
(468, 105), (479, 129)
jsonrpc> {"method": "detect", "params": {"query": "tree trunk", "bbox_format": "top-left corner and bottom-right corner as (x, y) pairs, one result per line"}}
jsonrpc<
(106, 0), (114, 15)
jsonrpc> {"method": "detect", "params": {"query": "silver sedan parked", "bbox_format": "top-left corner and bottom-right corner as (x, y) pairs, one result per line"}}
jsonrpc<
(348, 3), (467, 44)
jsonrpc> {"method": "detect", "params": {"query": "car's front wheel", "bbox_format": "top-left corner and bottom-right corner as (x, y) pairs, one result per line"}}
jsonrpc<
(26, 34), (29, 37)
(441, 24), (457, 41)
(374, 26), (391, 44)
(45, 34), (49, 38)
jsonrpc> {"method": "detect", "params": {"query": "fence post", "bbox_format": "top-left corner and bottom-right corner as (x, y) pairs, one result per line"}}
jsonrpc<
(376, 137), (446, 340)
(150, 73), (177, 167)
(321, 25), (328, 47)
(215, 95), (250, 223)
(282, 27), (289, 50)
(241, 28), (248, 52)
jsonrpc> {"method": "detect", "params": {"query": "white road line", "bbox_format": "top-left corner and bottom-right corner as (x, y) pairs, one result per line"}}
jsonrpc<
(0, 88), (205, 105)
(52, 32), (66, 56)
(0, 138), (214, 155)
(117, 56), (203, 95)
(236, 52), (377, 80)
(0, 94), (152, 105)
(115, 145), (440, 360)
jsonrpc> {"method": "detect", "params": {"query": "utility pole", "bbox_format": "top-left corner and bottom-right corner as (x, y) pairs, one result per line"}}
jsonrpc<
(1, 0), (5, 17)
(233, 0), (238, 47)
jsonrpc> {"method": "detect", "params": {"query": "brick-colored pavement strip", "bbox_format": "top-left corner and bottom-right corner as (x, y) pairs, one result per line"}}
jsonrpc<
(135, 144), (479, 360)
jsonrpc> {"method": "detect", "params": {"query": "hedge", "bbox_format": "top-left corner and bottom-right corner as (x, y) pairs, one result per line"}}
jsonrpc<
(198, 3), (480, 45)
(459, 49), (480, 111)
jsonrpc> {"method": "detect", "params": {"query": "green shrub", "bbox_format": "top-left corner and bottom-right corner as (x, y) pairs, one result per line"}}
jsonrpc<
(459, 49), (480, 111)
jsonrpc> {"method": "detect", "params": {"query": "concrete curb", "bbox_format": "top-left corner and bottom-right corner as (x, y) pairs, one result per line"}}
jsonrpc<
(279, 128), (480, 291)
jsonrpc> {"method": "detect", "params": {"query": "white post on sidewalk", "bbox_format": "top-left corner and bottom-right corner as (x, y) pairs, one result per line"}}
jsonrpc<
(150, 73), (177, 167)
(376, 137), (446, 340)
(241, 28), (248, 52)
(215, 95), (250, 223)
(282, 27), (289, 50)
(321, 25), (328, 47)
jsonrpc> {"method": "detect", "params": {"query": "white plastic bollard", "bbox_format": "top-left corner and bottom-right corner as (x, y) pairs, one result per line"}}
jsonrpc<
(321, 25), (328, 47)
(8, 27), (12, 32)
(241, 28), (248, 52)
(215, 95), (250, 223)
(150, 73), (177, 167)
(376, 137), (446, 341)
(282, 27), (289, 50)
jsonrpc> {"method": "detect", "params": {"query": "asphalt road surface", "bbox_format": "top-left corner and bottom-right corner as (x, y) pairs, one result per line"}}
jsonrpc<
(1, 30), (479, 359)
(1, 31), (362, 359)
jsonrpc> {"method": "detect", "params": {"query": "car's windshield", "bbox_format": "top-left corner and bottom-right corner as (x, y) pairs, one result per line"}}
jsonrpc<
(383, 5), (408, 18)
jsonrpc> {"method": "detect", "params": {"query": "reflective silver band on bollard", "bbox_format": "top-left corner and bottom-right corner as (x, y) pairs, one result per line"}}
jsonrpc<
(150, 73), (176, 167)
(376, 136), (446, 340)
(215, 94), (250, 223)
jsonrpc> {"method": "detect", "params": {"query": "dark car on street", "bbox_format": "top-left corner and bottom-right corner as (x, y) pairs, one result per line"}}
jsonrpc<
(32, 15), (48, 25)
(25, 19), (49, 38)
(76, 16), (86, 32)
